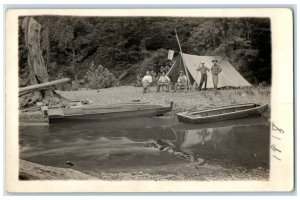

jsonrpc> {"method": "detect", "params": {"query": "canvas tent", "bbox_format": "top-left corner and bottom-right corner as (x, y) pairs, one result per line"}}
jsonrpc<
(167, 53), (251, 88)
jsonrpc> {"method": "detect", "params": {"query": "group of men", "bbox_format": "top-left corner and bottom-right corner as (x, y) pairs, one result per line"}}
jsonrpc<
(141, 59), (222, 93)
(197, 59), (222, 90)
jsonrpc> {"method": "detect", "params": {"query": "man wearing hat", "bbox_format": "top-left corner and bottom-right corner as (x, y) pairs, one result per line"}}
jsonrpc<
(174, 71), (187, 92)
(196, 61), (210, 91)
(157, 71), (171, 92)
(159, 65), (165, 75)
(211, 59), (222, 89)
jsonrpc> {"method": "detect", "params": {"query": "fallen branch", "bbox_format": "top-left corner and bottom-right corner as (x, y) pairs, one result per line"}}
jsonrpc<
(118, 72), (128, 80)
(19, 78), (71, 94)
(20, 105), (41, 112)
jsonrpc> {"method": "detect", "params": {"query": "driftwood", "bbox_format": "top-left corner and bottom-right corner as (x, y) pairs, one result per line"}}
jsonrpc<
(19, 78), (70, 95)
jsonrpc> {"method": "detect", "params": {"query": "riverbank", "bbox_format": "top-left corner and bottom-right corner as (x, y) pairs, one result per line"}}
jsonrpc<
(19, 85), (271, 121)
(19, 86), (270, 181)
(58, 86), (270, 112)
(19, 159), (97, 180)
(20, 159), (269, 181)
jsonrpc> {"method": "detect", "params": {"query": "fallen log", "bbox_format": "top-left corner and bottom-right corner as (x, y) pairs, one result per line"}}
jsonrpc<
(19, 78), (71, 94)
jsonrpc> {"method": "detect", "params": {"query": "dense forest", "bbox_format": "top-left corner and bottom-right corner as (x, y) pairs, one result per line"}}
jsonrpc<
(18, 16), (271, 88)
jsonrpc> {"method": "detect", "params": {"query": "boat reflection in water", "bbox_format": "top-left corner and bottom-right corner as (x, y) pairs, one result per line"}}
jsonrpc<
(20, 116), (269, 172)
(168, 123), (270, 169)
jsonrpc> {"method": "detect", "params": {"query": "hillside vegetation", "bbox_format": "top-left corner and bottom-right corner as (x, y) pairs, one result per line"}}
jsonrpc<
(19, 16), (271, 87)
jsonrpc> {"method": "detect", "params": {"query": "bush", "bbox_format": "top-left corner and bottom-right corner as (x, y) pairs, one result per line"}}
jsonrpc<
(86, 62), (119, 89)
(57, 82), (72, 91)
(51, 72), (71, 91)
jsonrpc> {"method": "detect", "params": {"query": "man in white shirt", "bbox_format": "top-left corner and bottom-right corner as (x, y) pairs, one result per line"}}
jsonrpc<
(174, 71), (187, 92)
(157, 72), (171, 92)
(142, 71), (153, 93)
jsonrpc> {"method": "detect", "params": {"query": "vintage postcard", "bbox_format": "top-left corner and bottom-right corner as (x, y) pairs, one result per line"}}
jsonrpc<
(5, 8), (294, 192)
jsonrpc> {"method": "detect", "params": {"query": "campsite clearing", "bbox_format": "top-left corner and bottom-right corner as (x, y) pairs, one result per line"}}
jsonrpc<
(20, 85), (270, 121)
(56, 85), (270, 115)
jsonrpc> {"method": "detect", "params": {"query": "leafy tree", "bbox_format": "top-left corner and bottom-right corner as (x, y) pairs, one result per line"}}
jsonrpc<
(19, 16), (271, 87)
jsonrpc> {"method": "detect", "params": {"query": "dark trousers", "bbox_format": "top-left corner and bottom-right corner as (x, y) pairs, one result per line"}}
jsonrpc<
(199, 74), (207, 91)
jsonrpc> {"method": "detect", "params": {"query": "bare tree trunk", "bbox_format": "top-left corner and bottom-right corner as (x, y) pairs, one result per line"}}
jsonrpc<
(45, 27), (51, 66)
(20, 17), (56, 108)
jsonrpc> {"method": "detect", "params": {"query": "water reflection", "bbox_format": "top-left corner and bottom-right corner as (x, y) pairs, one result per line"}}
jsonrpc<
(19, 116), (270, 172)
(179, 127), (232, 149)
(166, 125), (270, 169)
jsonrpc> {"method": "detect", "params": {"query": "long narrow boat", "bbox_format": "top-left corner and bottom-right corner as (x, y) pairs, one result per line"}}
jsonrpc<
(47, 102), (173, 124)
(176, 103), (268, 124)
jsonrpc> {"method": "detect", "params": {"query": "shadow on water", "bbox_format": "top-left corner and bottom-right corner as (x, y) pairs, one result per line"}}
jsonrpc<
(19, 116), (270, 174)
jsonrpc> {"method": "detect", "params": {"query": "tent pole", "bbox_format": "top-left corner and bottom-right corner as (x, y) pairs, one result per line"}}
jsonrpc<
(166, 59), (177, 76)
(175, 29), (183, 52)
(174, 29), (191, 86)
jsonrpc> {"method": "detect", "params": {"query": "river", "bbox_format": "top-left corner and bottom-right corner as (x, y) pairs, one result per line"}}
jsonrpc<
(19, 115), (270, 176)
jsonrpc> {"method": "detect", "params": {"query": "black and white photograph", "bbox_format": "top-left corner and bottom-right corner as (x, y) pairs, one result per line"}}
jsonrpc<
(5, 8), (294, 192)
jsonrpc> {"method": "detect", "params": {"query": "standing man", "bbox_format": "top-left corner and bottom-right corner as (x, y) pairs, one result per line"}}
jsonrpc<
(157, 72), (171, 92)
(164, 65), (171, 74)
(150, 70), (156, 78)
(196, 61), (210, 91)
(211, 59), (222, 89)
(159, 66), (165, 75)
(150, 70), (157, 84)
(142, 71), (153, 93)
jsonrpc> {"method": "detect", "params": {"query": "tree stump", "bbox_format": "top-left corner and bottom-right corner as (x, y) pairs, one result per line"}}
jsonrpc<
(20, 17), (58, 108)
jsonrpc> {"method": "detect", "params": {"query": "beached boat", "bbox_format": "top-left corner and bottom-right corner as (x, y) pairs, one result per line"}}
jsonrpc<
(47, 102), (173, 124)
(176, 103), (268, 124)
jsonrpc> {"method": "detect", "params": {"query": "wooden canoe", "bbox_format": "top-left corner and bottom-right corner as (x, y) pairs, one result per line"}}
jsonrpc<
(176, 103), (268, 124)
(47, 102), (173, 124)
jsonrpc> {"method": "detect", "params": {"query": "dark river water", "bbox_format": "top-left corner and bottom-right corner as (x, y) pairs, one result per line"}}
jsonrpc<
(19, 115), (270, 174)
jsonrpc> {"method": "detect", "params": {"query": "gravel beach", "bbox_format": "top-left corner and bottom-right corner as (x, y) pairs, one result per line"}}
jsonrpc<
(56, 85), (271, 113)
